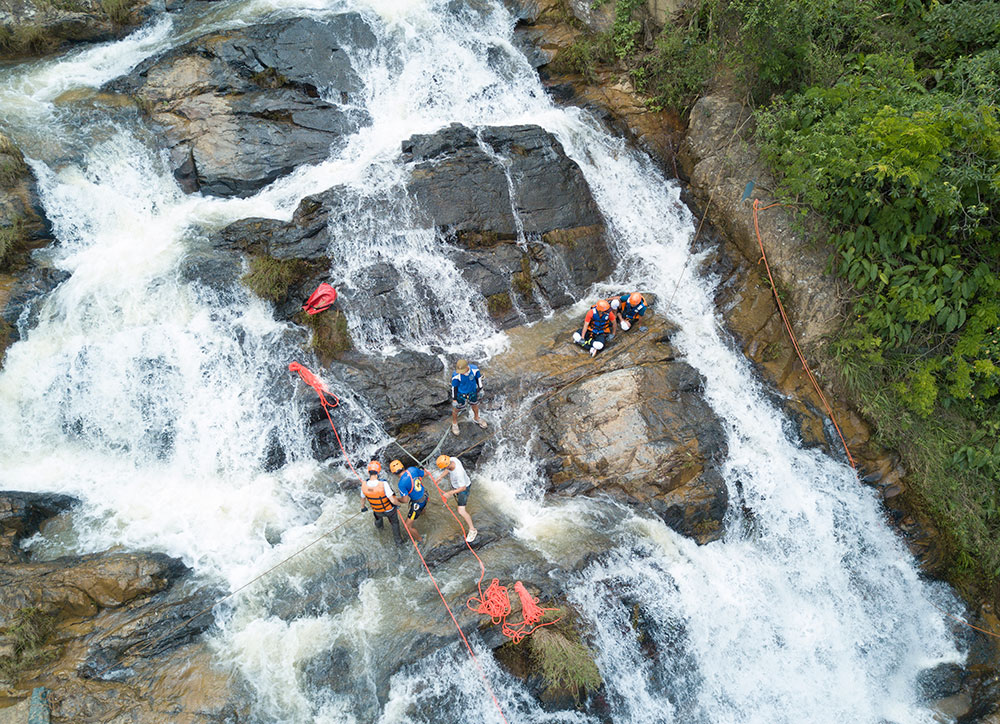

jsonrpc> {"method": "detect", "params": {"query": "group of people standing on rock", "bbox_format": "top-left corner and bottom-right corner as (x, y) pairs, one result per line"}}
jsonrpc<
(574, 292), (648, 356)
(358, 293), (647, 549)
(361, 453), (477, 545)
(361, 360), (485, 546)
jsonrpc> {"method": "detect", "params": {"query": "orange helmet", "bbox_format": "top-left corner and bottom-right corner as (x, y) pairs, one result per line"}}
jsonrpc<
(629, 292), (643, 306)
(436, 454), (451, 469)
(595, 299), (610, 312)
(367, 461), (381, 473)
(389, 459), (404, 474)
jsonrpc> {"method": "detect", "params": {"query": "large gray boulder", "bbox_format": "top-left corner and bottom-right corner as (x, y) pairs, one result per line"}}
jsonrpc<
(214, 123), (613, 328)
(109, 15), (376, 197)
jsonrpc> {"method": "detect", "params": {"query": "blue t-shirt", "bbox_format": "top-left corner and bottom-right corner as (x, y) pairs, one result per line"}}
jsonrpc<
(619, 294), (646, 319)
(451, 364), (482, 397)
(397, 467), (427, 502)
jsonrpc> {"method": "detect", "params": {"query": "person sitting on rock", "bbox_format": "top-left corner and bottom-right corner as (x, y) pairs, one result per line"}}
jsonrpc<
(573, 298), (617, 357)
(451, 359), (487, 436)
(389, 459), (430, 543)
(609, 292), (647, 331)
(360, 461), (404, 545)
(436, 454), (477, 543)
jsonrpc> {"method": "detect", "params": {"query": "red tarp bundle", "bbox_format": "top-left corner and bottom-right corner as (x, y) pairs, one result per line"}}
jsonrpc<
(302, 283), (338, 315)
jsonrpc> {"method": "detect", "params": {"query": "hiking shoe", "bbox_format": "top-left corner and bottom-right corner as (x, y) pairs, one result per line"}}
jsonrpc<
(451, 422), (460, 436)
(475, 418), (487, 429)
(590, 347), (598, 357)
(465, 528), (478, 543)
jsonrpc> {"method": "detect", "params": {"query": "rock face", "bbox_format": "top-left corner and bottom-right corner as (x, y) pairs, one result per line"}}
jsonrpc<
(0, 496), (243, 722)
(1, 132), (54, 361)
(487, 306), (729, 544)
(214, 123), (613, 331)
(0, 0), (155, 61)
(0, 491), (77, 562)
(678, 95), (842, 351)
(110, 15), (376, 196)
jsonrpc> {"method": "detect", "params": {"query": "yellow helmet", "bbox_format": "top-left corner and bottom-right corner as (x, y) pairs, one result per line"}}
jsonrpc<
(436, 454), (451, 469)
(389, 459), (404, 474)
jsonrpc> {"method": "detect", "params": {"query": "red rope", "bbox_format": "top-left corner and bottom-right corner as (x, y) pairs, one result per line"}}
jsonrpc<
(289, 363), (512, 723)
(751, 200), (857, 469)
(425, 469), (561, 643)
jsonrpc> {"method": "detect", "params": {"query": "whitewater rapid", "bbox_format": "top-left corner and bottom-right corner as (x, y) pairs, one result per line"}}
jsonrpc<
(0, 0), (965, 722)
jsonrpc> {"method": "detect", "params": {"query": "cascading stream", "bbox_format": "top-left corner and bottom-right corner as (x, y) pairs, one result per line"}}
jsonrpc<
(0, 0), (964, 722)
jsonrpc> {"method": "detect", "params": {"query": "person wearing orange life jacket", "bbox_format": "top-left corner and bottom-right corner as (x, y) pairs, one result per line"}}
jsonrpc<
(573, 298), (617, 357)
(436, 454), (477, 543)
(608, 292), (647, 331)
(360, 461), (405, 545)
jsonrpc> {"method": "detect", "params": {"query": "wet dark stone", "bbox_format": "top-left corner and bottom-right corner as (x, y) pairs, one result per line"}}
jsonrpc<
(1, 265), (71, 343)
(110, 16), (377, 197)
(0, 491), (79, 562)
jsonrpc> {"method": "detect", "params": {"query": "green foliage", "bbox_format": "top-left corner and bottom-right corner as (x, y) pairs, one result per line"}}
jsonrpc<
(241, 255), (308, 302)
(486, 292), (513, 318)
(610, 0), (645, 59)
(251, 67), (288, 89)
(0, 608), (55, 683)
(759, 53), (1000, 416)
(639, 9), (718, 110)
(550, 34), (613, 82)
(512, 255), (533, 296)
(301, 309), (351, 363)
(0, 133), (28, 187)
(918, 0), (1000, 63)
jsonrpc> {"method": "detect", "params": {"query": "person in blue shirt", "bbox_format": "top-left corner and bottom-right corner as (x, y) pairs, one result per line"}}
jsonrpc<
(450, 358), (487, 436)
(609, 292), (647, 331)
(389, 459), (430, 542)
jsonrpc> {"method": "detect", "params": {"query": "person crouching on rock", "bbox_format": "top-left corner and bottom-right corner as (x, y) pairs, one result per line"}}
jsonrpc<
(361, 461), (405, 546)
(573, 298), (617, 357)
(436, 454), (477, 543)
(451, 358), (487, 436)
(389, 459), (430, 543)
(609, 292), (647, 331)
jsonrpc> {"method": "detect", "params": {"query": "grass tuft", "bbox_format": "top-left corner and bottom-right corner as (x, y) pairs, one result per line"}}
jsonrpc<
(0, 24), (54, 58)
(527, 617), (602, 700)
(100, 0), (136, 26)
(0, 608), (56, 684)
(251, 67), (288, 89)
(486, 292), (512, 318)
(0, 217), (27, 271)
(512, 255), (533, 296)
(241, 255), (308, 302)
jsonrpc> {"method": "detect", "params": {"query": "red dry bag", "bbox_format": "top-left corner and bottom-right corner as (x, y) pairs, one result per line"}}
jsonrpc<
(302, 283), (338, 315)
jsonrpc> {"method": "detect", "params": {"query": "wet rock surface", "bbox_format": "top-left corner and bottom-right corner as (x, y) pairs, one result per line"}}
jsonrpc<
(487, 305), (729, 544)
(109, 15), (376, 197)
(0, 496), (242, 723)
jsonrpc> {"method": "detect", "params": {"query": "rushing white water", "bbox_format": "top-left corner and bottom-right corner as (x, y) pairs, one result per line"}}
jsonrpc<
(0, 0), (965, 722)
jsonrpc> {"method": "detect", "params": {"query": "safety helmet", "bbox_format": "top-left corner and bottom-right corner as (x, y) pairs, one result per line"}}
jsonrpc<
(436, 454), (451, 469)
(367, 461), (381, 473)
(596, 299), (610, 312)
(389, 459), (404, 474)
(629, 292), (643, 306)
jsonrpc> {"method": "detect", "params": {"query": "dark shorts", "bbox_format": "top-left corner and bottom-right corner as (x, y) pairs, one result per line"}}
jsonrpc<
(407, 497), (428, 520)
(455, 487), (470, 507)
(586, 330), (612, 346)
(453, 390), (479, 409)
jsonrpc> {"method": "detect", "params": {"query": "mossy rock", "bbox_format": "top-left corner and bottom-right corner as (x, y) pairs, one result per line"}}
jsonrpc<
(487, 292), (513, 318)
(298, 309), (351, 364)
(512, 255), (533, 296)
(240, 255), (310, 302)
(0, 607), (56, 685)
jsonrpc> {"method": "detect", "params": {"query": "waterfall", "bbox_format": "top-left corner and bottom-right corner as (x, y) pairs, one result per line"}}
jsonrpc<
(0, 0), (964, 721)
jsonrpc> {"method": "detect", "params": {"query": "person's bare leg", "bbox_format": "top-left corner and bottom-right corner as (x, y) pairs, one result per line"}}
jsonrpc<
(457, 505), (474, 532)
(451, 406), (460, 435)
(472, 403), (486, 427)
(402, 516), (421, 543)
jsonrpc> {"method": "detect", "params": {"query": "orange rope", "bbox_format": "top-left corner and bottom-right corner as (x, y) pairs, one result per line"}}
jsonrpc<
(749, 204), (1000, 641)
(290, 363), (512, 723)
(751, 200), (856, 469)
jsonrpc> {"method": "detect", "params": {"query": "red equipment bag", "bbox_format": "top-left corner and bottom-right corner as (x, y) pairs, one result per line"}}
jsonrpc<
(302, 283), (338, 315)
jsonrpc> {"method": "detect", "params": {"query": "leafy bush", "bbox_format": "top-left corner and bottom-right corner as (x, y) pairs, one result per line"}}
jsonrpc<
(758, 53), (1000, 415)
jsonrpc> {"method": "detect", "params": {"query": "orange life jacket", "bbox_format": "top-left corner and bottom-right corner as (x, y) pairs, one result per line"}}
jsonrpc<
(363, 480), (394, 513)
